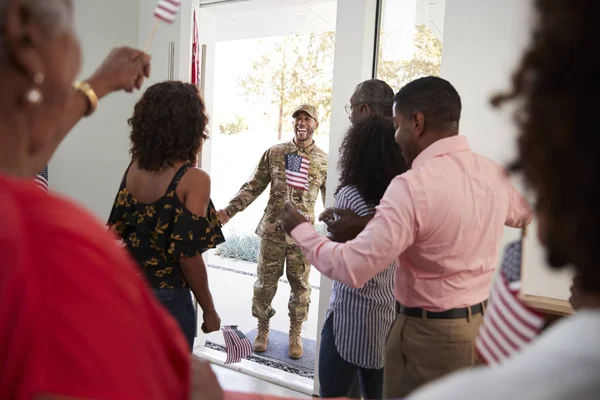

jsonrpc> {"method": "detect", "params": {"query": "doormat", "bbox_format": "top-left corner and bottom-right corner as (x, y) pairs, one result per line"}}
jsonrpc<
(244, 329), (316, 372)
(204, 341), (314, 380)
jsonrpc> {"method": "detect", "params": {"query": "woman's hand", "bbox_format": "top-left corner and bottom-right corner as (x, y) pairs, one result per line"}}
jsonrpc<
(322, 208), (371, 243)
(88, 47), (151, 98)
(201, 309), (221, 334)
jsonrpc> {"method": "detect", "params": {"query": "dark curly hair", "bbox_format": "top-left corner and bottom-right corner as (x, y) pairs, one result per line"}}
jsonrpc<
(129, 81), (208, 172)
(337, 115), (407, 205)
(492, 0), (600, 291)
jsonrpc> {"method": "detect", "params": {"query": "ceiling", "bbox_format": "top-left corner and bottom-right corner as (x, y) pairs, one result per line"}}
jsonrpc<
(198, 0), (445, 42)
(200, 0), (337, 41)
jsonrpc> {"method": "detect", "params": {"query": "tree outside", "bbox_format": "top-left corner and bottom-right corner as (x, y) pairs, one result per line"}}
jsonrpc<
(236, 24), (441, 141)
(376, 24), (443, 92)
(239, 32), (335, 139)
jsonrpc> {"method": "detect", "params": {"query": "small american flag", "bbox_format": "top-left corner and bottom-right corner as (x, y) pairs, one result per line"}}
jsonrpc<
(154, 0), (182, 23)
(222, 325), (252, 365)
(35, 165), (48, 193)
(475, 238), (544, 365)
(285, 153), (310, 191)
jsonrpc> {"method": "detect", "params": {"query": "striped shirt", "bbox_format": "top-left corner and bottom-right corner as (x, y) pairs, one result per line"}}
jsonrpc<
(325, 185), (396, 369)
(35, 165), (49, 193)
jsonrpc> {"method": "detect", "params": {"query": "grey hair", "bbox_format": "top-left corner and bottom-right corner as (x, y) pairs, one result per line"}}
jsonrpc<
(353, 79), (395, 117)
(0, 0), (71, 58)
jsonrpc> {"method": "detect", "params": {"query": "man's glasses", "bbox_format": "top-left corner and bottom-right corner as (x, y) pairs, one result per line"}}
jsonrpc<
(345, 103), (362, 114)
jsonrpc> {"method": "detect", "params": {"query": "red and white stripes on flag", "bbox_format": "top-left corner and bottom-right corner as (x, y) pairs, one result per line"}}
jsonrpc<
(285, 153), (310, 191)
(222, 325), (252, 365)
(475, 239), (545, 365)
(35, 165), (49, 193)
(154, 0), (182, 23)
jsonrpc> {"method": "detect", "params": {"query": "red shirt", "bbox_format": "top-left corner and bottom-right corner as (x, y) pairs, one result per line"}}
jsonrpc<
(0, 175), (190, 399)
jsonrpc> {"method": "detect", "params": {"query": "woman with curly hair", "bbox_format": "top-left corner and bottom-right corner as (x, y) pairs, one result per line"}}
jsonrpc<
(318, 115), (407, 399)
(107, 81), (224, 350)
(409, 1), (600, 399)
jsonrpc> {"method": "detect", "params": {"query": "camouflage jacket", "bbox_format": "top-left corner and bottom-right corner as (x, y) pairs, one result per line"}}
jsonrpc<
(225, 140), (328, 242)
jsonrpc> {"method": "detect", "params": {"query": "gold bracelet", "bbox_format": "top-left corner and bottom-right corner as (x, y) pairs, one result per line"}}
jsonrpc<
(73, 81), (98, 117)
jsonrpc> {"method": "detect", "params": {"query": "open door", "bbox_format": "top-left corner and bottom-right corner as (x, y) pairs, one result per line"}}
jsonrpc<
(191, 0), (379, 396)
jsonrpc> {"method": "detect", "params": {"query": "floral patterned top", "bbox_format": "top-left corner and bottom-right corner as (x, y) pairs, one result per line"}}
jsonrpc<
(107, 163), (225, 289)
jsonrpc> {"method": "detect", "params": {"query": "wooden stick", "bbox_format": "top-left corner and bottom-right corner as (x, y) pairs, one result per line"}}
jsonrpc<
(144, 21), (159, 53)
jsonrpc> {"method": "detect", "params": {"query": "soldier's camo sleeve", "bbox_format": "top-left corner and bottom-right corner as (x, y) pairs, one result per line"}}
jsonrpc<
(224, 149), (271, 218)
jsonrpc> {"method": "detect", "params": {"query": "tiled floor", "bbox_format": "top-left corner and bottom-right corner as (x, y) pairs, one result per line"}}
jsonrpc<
(212, 364), (311, 398)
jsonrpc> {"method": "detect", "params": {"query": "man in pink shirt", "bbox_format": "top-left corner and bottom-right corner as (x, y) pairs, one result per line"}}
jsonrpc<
(282, 76), (532, 398)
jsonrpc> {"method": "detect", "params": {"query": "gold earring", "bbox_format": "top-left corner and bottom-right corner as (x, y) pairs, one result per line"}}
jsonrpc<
(25, 72), (45, 105)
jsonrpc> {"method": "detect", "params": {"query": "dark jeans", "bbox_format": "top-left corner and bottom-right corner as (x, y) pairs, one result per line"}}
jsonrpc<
(153, 288), (196, 350)
(319, 314), (384, 399)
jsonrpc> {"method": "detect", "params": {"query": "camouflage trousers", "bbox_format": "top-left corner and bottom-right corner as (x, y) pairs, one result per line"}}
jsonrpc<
(252, 237), (311, 323)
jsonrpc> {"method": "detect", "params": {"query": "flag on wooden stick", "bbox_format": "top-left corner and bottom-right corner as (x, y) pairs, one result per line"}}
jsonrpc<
(475, 225), (545, 365)
(222, 325), (252, 365)
(145, 0), (182, 52)
(285, 153), (310, 191)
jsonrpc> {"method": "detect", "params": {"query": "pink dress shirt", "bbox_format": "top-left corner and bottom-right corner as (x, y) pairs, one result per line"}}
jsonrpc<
(291, 136), (532, 312)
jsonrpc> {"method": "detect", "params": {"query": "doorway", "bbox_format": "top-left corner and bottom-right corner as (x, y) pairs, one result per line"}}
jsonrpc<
(193, 0), (337, 394)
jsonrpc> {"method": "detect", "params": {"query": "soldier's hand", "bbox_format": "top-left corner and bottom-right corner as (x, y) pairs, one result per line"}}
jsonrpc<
(217, 209), (230, 225)
(282, 202), (308, 235)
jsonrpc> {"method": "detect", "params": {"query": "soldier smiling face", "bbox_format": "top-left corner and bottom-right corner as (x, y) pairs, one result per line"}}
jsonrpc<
(291, 104), (319, 146)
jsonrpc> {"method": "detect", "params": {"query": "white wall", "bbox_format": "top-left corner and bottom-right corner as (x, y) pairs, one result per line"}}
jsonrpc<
(50, 0), (195, 221)
(441, 0), (572, 299)
(50, 0), (141, 220)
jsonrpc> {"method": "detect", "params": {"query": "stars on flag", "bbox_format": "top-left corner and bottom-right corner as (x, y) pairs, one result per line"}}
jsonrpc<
(285, 153), (310, 191)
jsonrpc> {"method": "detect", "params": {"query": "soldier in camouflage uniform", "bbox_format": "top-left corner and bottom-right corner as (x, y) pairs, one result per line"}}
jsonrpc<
(217, 104), (327, 359)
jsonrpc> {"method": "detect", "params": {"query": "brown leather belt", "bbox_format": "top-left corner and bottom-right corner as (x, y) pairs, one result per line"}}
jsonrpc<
(396, 300), (488, 319)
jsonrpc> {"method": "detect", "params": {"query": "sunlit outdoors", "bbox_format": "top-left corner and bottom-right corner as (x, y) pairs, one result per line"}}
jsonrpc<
(203, 32), (334, 377)
(376, 0), (444, 90)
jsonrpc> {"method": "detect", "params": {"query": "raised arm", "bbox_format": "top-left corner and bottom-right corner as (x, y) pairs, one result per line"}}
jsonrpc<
(35, 48), (151, 177)
(284, 176), (418, 288)
(222, 149), (271, 220)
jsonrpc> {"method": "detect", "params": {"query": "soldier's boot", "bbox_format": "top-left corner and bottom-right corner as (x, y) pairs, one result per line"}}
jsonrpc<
(288, 321), (303, 359)
(253, 319), (270, 352)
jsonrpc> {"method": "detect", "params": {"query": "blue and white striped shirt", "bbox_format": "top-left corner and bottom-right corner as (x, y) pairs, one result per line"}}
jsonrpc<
(325, 185), (396, 369)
